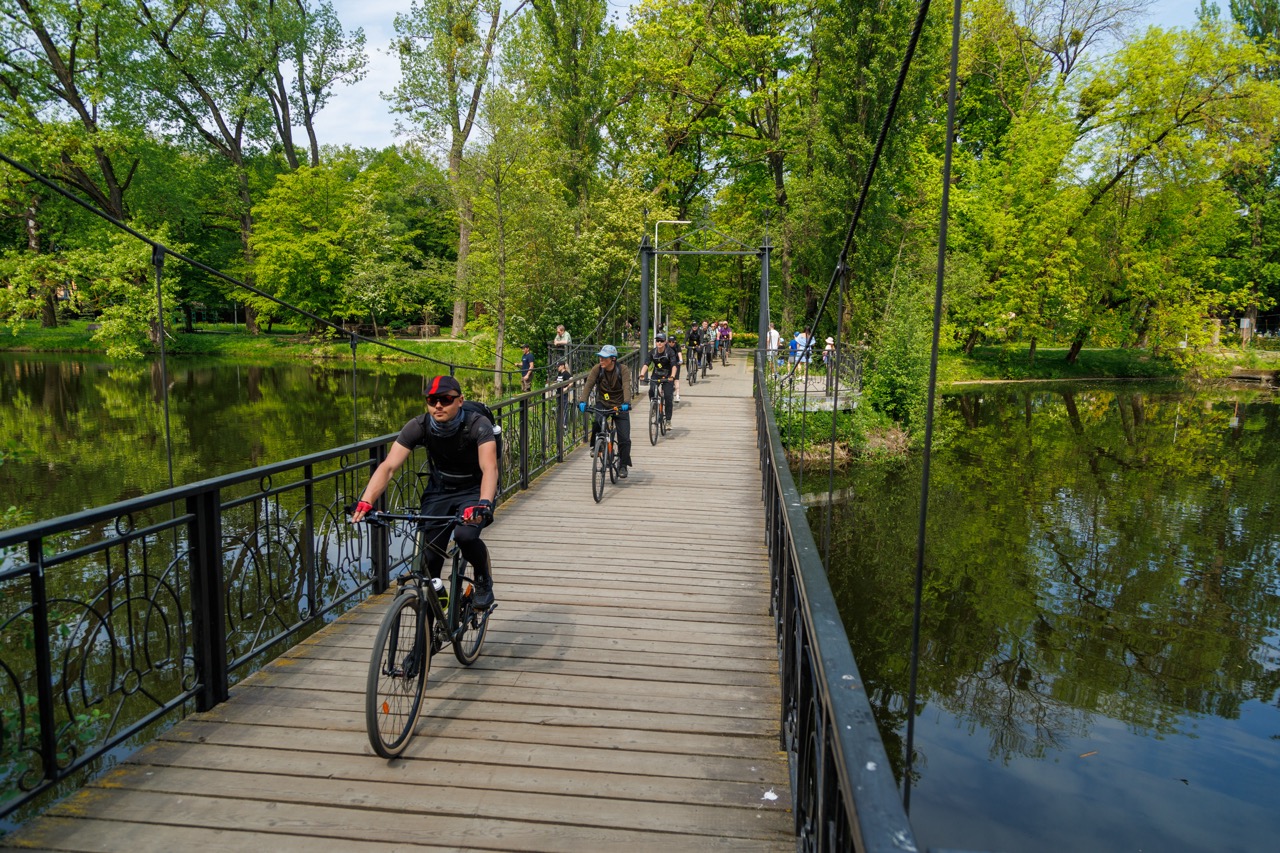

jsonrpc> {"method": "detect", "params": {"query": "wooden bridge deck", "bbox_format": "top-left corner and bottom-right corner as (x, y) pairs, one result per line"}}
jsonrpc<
(7, 355), (793, 851)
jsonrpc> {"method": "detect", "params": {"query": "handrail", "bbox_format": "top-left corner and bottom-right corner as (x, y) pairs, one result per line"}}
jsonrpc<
(0, 350), (639, 823)
(753, 354), (919, 853)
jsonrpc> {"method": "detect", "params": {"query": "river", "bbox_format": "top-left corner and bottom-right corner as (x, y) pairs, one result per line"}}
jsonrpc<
(807, 381), (1280, 853)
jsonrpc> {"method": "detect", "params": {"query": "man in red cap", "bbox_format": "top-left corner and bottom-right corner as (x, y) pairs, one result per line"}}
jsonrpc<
(351, 375), (499, 609)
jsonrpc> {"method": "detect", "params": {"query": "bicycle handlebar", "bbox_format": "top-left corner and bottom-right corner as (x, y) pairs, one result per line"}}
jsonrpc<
(578, 402), (630, 413)
(344, 505), (463, 526)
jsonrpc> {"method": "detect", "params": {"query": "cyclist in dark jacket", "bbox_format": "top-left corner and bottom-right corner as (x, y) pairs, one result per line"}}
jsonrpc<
(582, 344), (634, 478)
(639, 335), (678, 427)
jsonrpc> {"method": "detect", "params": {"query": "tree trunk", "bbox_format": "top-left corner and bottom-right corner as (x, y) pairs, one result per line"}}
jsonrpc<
(450, 142), (472, 338)
(963, 328), (980, 354)
(27, 195), (59, 329)
(183, 303), (194, 333)
(1066, 327), (1089, 364)
(236, 167), (261, 334)
(1028, 336), (1037, 364)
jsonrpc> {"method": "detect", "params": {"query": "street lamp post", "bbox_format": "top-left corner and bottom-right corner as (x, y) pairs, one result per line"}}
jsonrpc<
(653, 220), (691, 338)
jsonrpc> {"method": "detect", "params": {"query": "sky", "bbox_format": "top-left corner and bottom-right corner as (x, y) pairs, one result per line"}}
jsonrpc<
(316, 0), (1210, 152)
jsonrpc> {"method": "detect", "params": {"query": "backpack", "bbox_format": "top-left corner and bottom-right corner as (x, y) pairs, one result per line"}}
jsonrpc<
(462, 400), (503, 490)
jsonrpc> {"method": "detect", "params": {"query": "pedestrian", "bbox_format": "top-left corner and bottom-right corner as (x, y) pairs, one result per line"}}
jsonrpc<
(553, 324), (571, 368)
(766, 322), (781, 370)
(520, 343), (535, 392)
(555, 361), (572, 432)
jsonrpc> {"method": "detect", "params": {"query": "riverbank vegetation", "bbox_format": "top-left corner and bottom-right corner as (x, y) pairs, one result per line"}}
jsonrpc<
(0, 319), (515, 369)
(2, 1), (1279, 425)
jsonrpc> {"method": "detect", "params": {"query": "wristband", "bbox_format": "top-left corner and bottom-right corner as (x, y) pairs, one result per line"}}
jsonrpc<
(355, 500), (373, 514)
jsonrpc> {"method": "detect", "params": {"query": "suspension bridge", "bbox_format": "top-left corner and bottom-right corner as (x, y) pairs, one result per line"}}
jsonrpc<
(0, 0), (964, 845)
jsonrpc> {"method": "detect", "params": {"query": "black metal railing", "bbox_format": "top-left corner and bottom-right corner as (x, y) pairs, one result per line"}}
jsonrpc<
(0, 350), (638, 822)
(754, 354), (918, 853)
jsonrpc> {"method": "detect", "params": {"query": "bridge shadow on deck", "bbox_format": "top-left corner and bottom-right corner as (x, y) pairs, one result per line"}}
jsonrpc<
(5, 356), (793, 852)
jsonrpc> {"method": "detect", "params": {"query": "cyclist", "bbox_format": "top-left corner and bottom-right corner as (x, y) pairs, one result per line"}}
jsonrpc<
(351, 375), (498, 610)
(718, 320), (732, 360)
(686, 321), (702, 380)
(639, 334), (677, 429)
(583, 344), (634, 478)
(700, 320), (714, 368)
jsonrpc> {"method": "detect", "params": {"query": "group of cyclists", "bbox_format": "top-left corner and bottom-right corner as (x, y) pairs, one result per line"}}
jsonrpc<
(348, 321), (734, 616)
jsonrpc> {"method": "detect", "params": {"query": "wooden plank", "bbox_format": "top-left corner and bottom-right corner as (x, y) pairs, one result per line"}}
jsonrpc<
(159, 720), (788, 785)
(88, 764), (791, 839)
(128, 739), (792, 809)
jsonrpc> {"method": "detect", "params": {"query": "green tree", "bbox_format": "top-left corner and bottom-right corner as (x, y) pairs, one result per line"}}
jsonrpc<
(390, 0), (528, 338)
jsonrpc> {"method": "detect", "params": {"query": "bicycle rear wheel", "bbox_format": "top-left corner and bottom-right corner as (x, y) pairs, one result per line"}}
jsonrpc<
(366, 592), (429, 758)
(450, 557), (490, 665)
(592, 437), (606, 502)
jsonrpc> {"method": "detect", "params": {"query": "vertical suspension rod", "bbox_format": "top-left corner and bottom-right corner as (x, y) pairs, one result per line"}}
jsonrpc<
(905, 0), (963, 814)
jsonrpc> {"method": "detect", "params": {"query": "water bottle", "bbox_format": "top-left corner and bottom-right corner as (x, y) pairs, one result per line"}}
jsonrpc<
(430, 577), (447, 609)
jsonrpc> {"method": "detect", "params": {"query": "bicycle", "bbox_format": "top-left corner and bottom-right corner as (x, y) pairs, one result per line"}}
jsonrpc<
(720, 338), (731, 365)
(643, 377), (669, 445)
(581, 402), (628, 502)
(686, 350), (698, 385)
(702, 343), (712, 378)
(354, 508), (496, 758)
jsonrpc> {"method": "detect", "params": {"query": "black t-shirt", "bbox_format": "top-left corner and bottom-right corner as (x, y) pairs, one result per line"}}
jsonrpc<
(396, 411), (495, 490)
(647, 346), (677, 378)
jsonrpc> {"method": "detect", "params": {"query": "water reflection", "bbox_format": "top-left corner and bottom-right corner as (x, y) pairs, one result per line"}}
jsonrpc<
(0, 354), (441, 523)
(812, 382), (1280, 853)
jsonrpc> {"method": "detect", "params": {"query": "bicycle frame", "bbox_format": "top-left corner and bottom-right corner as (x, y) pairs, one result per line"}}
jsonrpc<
(361, 511), (479, 646)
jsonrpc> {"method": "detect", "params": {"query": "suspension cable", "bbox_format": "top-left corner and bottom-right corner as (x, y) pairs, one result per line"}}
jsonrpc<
(904, 0), (964, 814)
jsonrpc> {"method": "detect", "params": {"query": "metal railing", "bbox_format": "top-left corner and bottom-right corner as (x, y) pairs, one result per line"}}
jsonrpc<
(754, 354), (918, 853)
(0, 350), (638, 822)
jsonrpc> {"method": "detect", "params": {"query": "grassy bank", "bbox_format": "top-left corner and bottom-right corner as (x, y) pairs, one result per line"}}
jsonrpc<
(939, 345), (1280, 384)
(0, 320), (514, 368)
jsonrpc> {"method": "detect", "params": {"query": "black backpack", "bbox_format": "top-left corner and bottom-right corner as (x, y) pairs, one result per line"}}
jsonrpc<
(462, 400), (503, 488)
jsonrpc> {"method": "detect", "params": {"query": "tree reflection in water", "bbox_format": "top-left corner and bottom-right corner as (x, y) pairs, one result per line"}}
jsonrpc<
(813, 382), (1280, 852)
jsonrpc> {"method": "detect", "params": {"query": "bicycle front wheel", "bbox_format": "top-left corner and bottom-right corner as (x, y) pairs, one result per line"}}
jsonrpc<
(451, 557), (490, 665)
(592, 437), (606, 502)
(366, 592), (429, 758)
(649, 401), (659, 445)
(608, 436), (618, 483)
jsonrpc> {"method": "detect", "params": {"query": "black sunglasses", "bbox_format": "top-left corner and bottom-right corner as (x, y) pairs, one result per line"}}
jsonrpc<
(426, 394), (461, 407)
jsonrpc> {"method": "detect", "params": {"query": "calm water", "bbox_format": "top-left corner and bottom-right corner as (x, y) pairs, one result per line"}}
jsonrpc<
(0, 353), (451, 524)
(810, 383), (1280, 853)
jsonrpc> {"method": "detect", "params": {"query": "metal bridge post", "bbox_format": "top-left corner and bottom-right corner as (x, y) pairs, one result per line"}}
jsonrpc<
(519, 396), (531, 490)
(369, 445), (390, 594)
(639, 235), (652, 357)
(188, 488), (229, 711)
(759, 237), (771, 363)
